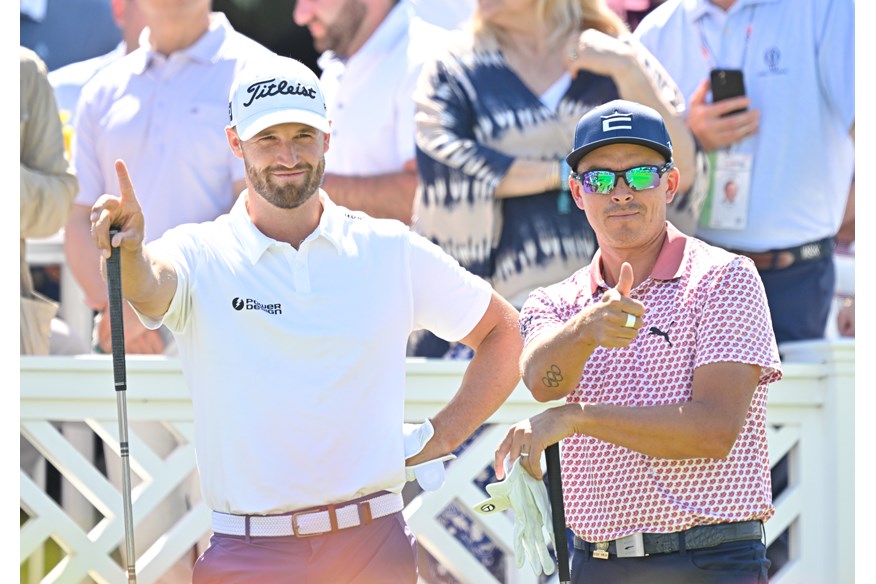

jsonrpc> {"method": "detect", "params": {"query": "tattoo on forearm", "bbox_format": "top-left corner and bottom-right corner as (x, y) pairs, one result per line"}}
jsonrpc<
(542, 364), (563, 387)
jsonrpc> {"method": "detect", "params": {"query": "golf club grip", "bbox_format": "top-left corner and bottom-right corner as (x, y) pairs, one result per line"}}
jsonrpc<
(106, 230), (127, 391)
(106, 228), (138, 583)
(546, 442), (571, 583)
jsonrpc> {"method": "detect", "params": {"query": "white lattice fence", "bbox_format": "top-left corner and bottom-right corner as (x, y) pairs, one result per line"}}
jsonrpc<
(19, 355), (210, 584)
(20, 341), (853, 584)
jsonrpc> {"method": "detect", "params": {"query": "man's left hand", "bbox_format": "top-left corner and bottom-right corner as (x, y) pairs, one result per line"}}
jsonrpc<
(473, 457), (556, 576)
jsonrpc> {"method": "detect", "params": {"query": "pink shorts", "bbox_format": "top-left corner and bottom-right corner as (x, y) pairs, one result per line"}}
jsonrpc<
(193, 511), (417, 583)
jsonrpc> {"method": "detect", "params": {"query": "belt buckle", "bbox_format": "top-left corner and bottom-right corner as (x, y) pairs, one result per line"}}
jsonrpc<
(291, 510), (326, 538)
(615, 533), (645, 558)
(592, 542), (609, 560)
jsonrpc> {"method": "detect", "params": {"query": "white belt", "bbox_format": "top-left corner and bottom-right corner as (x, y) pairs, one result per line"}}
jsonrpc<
(211, 492), (404, 538)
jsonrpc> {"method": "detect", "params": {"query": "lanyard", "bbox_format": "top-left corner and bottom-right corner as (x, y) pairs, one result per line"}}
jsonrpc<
(697, 5), (757, 70)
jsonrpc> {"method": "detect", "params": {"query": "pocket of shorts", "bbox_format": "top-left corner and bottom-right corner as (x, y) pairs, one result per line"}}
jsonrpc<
(689, 539), (770, 577)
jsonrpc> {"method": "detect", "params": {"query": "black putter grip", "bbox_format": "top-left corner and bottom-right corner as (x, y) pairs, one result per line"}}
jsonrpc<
(546, 442), (571, 583)
(106, 228), (127, 391)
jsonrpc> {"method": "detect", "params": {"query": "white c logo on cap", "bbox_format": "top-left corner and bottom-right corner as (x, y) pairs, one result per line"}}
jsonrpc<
(602, 113), (633, 133)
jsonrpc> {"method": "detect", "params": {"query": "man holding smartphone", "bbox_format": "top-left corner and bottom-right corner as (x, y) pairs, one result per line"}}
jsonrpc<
(634, 0), (854, 347)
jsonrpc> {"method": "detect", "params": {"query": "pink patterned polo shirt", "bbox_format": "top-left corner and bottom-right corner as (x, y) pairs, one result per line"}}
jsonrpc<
(519, 222), (782, 542)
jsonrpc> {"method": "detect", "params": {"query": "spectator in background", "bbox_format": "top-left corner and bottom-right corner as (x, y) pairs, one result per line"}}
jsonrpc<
(293, 0), (452, 224)
(634, 0), (854, 346)
(61, 2), (274, 580)
(20, 46), (81, 357)
(409, 0), (701, 358)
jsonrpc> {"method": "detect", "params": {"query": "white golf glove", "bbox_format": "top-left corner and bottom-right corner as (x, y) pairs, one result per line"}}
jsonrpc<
(472, 456), (556, 576)
(403, 419), (455, 491)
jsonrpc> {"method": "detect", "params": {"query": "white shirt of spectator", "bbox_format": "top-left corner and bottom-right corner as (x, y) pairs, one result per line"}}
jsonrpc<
(317, 1), (450, 176)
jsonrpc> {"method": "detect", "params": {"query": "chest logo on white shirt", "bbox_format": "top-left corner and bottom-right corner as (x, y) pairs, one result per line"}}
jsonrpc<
(231, 297), (283, 315)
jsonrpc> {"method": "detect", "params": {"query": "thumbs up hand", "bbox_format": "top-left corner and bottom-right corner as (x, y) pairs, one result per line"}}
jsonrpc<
(581, 262), (645, 349)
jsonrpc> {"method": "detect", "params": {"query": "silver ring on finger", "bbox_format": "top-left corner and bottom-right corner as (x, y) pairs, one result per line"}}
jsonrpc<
(520, 451), (529, 457)
(624, 313), (636, 328)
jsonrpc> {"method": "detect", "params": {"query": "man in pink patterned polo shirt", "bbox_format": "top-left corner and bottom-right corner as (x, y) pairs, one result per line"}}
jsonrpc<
(494, 100), (782, 583)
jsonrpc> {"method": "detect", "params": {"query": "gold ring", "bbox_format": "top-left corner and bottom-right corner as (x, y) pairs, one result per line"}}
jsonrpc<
(624, 313), (636, 328)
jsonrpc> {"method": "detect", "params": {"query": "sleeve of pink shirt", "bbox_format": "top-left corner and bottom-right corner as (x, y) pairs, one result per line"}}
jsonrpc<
(694, 256), (782, 385)
(518, 286), (565, 349)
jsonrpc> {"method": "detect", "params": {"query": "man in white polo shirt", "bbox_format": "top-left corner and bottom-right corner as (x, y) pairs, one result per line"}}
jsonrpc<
(487, 100), (781, 582)
(292, 0), (451, 225)
(89, 55), (522, 583)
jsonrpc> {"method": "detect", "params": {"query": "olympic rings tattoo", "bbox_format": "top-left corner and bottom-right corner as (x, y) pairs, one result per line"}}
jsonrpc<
(542, 364), (564, 387)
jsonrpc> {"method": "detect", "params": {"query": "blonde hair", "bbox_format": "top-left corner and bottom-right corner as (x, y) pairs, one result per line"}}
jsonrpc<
(474, 0), (629, 47)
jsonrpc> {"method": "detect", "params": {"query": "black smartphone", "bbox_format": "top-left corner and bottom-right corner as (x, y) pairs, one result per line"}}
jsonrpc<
(710, 69), (747, 116)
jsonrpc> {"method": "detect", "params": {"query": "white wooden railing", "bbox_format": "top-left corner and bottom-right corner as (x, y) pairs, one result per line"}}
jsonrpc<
(20, 339), (854, 584)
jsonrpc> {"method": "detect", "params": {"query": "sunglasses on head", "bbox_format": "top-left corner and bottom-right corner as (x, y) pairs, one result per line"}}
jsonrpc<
(571, 161), (673, 195)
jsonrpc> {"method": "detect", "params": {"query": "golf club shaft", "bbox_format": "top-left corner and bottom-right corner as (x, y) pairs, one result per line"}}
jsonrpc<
(546, 442), (571, 583)
(106, 229), (137, 584)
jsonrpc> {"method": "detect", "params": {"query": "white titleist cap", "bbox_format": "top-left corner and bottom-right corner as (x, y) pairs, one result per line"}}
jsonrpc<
(228, 56), (330, 140)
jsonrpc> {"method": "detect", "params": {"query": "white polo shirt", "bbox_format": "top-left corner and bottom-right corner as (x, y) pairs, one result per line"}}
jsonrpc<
(318, 0), (449, 175)
(143, 191), (492, 514)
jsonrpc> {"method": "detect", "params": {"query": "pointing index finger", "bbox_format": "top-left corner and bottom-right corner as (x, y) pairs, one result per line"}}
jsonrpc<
(115, 159), (136, 203)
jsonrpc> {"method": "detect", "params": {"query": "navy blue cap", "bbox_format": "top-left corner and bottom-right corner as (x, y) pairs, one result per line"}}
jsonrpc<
(566, 100), (673, 170)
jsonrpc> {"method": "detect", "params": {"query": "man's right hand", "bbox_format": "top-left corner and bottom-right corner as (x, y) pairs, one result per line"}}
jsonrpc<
(579, 262), (645, 349)
(89, 158), (178, 322)
(91, 159), (146, 260)
(687, 79), (760, 151)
